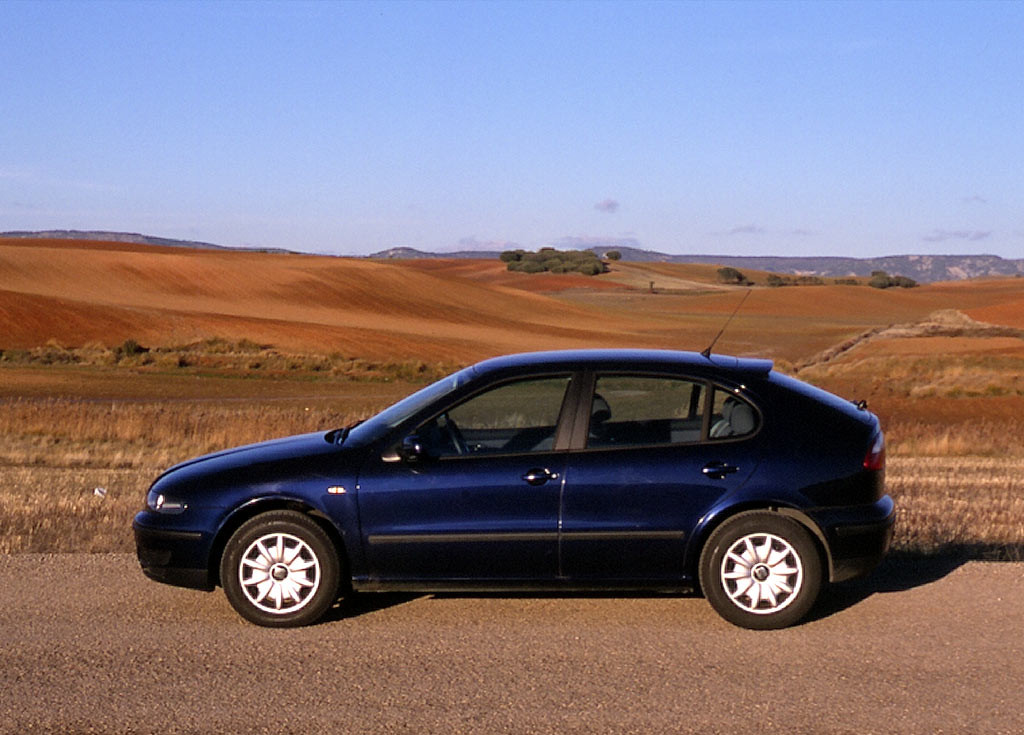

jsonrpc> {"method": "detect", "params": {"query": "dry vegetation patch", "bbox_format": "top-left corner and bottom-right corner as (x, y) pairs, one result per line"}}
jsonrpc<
(1, 337), (460, 383)
(0, 393), (389, 554)
(887, 457), (1024, 559)
(0, 466), (148, 553)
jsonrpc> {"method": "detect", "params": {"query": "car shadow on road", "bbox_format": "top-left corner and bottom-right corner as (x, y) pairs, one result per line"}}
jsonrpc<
(323, 591), (425, 622)
(322, 544), (1021, 624)
(809, 547), (983, 623)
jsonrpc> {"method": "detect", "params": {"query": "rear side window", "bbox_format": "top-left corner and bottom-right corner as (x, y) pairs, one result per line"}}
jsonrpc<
(587, 376), (705, 448)
(709, 388), (759, 440)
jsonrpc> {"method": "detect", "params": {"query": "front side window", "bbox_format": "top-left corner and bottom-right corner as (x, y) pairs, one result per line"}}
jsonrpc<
(587, 375), (705, 449)
(417, 376), (571, 457)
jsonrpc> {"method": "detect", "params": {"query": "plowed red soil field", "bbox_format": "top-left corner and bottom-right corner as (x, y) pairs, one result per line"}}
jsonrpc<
(2, 238), (1022, 365)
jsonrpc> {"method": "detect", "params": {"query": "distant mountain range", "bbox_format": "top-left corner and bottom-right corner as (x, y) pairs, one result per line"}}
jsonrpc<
(3, 231), (1020, 283)
(370, 246), (1024, 283)
(0, 230), (293, 254)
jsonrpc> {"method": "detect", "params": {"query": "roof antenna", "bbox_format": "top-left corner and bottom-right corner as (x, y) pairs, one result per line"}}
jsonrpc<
(701, 288), (752, 358)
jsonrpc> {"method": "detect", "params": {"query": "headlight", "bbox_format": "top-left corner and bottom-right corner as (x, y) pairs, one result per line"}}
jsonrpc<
(146, 488), (187, 514)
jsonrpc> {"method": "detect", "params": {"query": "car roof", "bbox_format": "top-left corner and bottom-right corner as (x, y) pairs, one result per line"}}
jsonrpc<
(471, 349), (773, 379)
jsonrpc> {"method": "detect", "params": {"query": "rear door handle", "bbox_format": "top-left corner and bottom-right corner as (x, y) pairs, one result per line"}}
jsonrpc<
(702, 461), (739, 480)
(522, 468), (559, 486)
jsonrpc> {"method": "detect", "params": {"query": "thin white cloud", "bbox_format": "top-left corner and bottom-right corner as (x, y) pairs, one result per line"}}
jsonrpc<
(711, 225), (815, 239)
(454, 236), (520, 251)
(555, 235), (641, 250)
(922, 229), (992, 243)
(0, 166), (116, 192)
(727, 224), (766, 236)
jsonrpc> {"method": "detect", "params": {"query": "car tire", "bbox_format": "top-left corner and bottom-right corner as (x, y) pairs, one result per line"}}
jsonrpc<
(699, 511), (822, 630)
(220, 510), (341, 627)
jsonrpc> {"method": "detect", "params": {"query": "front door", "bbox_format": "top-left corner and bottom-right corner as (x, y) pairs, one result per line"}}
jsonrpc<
(356, 375), (573, 583)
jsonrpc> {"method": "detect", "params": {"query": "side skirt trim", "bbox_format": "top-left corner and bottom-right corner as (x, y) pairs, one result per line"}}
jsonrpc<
(366, 530), (686, 545)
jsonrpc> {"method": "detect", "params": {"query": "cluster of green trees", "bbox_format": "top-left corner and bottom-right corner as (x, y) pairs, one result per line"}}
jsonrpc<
(718, 267), (918, 289)
(498, 253), (919, 288)
(763, 273), (861, 287)
(500, 248), (608, 276)
(868, 270), (919, 289)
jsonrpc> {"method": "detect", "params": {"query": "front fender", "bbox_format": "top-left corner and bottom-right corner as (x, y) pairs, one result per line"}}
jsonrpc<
(207, 487), (364, 588)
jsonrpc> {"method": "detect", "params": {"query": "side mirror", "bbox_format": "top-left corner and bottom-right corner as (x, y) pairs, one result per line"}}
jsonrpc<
(397, 433), (429, 463)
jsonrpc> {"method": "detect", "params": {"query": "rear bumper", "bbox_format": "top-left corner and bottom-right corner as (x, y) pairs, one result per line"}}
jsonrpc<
(812, 495), (896, 583)
(133, 512), (215, 591)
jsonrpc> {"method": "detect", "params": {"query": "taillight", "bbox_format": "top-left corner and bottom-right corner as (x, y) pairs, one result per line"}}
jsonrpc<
(863, 432), (885, 471)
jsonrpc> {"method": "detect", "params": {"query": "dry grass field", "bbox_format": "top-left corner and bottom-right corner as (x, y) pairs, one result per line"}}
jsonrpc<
(2, 237), (1023, 558)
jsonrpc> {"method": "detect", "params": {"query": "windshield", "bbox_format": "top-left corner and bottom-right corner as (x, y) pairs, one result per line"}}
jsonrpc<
(345, 366), (476, 443)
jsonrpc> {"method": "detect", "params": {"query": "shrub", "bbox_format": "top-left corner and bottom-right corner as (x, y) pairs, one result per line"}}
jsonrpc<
(868, 271), (916, 289)
(517, 260), (545, 274)
(892, 275), (919, 288)
(869, 273), (893, 289)
(114, 338), (148, 361)
(716, 266), (751, 285)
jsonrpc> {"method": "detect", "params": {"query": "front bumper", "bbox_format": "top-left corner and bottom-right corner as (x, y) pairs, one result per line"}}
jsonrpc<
(811, 495), (896, 583)
(133, 512), (215, 591)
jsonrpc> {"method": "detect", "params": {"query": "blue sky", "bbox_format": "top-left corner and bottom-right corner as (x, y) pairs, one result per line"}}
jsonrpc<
(1, 0), (1022, 258)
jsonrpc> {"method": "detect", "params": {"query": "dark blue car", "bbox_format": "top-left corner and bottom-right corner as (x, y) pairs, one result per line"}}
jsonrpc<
(134, 349), (894, 629)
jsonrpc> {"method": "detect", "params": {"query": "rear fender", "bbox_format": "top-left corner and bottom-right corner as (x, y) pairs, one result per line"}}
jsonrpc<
(688, 503), (833, 582)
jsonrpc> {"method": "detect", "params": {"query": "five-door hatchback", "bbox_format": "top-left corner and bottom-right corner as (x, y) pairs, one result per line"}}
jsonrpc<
(134, 349), (894, 629)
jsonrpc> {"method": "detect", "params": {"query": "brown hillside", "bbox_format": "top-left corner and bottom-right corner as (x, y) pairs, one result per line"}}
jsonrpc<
(3, 238), (1022, 365)
(392, 258), (631, 293)
(0, 239), (646, 361)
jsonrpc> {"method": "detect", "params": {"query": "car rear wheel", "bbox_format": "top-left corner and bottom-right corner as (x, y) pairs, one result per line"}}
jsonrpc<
(220, 510), (341, 627)
(699, 511), (822, 630)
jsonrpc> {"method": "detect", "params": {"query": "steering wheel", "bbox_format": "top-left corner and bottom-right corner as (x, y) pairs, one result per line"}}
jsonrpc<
(442, 413), (467, 455)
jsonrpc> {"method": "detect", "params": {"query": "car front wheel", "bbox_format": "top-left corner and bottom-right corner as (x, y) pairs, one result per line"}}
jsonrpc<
(220, 510), (341, 627)
(699, 511), (822, 630)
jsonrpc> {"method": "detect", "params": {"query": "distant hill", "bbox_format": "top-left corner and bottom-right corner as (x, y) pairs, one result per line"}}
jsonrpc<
(594, 248), (1024, 283)
(3, 235), (1022, 365)
(371, 245), (1024, 283)
(7, 231), (1020, 283)
(370, 246), (505, 260)
(0, 230), (293, 254)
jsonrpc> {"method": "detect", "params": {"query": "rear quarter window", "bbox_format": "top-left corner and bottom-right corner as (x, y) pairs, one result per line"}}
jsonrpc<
(708, 388), (759, 440)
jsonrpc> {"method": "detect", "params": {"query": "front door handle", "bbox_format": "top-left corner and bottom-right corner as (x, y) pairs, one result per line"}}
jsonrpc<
(522, 468), (559, 486)
(702, 461), (739, 480)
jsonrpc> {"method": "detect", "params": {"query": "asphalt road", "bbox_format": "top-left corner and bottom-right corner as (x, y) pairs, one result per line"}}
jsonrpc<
(0, 554), (1021, 734)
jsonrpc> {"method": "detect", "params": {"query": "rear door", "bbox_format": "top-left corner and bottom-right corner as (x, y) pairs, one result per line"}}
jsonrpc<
(559, 375), (761, 581)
